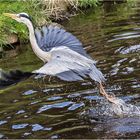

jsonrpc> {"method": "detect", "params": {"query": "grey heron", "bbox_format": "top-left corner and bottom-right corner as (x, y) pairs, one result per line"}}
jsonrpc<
(3, 12), (115, 103)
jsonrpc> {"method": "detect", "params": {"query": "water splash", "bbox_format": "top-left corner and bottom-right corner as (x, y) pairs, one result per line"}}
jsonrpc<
(84, 97), (140, 119)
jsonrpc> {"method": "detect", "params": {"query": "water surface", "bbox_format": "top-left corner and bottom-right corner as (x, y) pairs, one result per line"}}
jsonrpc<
(0, 2), (140, 139)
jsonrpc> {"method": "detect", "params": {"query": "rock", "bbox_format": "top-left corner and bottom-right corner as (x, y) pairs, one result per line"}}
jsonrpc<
(5, 33), (18, 44)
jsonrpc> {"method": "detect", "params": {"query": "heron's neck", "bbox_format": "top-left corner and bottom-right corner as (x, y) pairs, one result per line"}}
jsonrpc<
(26, 21), (49, 62)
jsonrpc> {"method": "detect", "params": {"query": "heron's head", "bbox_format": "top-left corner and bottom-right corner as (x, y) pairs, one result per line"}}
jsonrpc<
(3, 12), (31, 25)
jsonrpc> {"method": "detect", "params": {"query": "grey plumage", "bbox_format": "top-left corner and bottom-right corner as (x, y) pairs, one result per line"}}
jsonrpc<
(33, 46), (105, 82)
(35, 25), (89, 57)
(34, 25), (105, 82)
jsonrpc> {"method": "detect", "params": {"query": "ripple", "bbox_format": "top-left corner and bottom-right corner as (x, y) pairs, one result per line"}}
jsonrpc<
(47, 96), (63, 101)
(84, 95), (103, 101)
(113, 31), (140, 37)
(119, 45), (140, 54)
(129, 58), (137, 63)
(30, 101), (40, 105)
(114, 124), (140, 133)
(12, 123), (29, 130)
(0, 134), (4, 138)
(110, 67), (119, 76)
(111, 58), (127, 68)
(131, 84), (140, 88)
(121, 94), (140, 102)
(107, 117), (140, 136)
(68, 103), (85, 110)
(43, 88), (61, 93)
(0, 120), (7, 126)
(121, 67), (134, 74)
(37, 101), (73, 113)
(108, 34), (140, 42)
(67, 93), (80, 98)
(23, 132), (31, 136)
(31, 124), (52, 132)
(23, 90), (37, 95)
(125, 67), (134, 73)
(31, 124), (44, 132)
(51, 135), (59, 139)
(16, 110), (25, 115)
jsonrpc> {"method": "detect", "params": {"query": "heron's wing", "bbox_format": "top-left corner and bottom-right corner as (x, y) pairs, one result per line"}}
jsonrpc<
(35, 25), (90, 58)
(33, 46), (105, 82)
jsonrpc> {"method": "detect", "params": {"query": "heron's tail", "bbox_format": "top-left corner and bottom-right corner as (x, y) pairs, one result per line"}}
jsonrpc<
(0, 69), (33, 89)
(89, 64), (106, 83)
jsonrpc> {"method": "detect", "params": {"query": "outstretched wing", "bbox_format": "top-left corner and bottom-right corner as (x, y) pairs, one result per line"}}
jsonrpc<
(33, 46), (105, 83)
(35, 25), (90, 58)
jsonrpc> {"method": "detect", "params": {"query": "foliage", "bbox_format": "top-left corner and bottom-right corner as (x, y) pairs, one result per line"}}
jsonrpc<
(0, 0), (133, 47)
(77, 0), (100, 8)
(0, 0), (49, 46)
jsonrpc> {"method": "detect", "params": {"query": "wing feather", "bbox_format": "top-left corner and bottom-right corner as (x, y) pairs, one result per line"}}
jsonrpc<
(33, 46), (105, 82)
(35, 25), (89, 57)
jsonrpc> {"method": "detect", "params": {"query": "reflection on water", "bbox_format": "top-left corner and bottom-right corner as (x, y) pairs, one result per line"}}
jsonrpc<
(0, 1), (140, 139)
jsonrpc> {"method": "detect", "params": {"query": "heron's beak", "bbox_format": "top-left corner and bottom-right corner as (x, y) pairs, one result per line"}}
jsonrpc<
(3, 13), (18, 20)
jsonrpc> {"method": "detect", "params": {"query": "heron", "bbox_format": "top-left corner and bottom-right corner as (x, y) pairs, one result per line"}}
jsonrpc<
(3, 12), (115, 103)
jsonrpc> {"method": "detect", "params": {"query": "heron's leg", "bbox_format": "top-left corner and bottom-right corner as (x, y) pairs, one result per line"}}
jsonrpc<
(99, 83), (116, 104)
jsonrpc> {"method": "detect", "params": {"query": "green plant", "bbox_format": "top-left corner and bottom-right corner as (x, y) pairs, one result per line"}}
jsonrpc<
(0, 0), (49, 46)
(0, 0), (131, 47)
(77, 0), (100, 7)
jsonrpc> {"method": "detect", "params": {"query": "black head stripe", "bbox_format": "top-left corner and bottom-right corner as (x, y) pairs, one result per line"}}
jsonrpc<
(19, 14), (32, 21)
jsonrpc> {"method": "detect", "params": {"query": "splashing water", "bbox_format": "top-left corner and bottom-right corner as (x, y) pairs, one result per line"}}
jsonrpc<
(84, 96), (140, 120)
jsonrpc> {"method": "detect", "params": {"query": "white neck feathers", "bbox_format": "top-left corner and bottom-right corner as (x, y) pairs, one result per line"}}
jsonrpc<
(25, 19), (50, 62)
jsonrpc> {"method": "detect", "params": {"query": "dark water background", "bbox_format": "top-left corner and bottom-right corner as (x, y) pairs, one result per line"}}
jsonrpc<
(0, 1), (140, 139)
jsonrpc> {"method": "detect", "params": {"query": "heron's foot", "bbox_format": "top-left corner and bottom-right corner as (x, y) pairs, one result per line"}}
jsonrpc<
(99, 83), (117, 104)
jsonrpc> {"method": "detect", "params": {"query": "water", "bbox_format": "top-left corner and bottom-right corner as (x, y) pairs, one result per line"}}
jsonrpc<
(0, 2), (140, 139)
